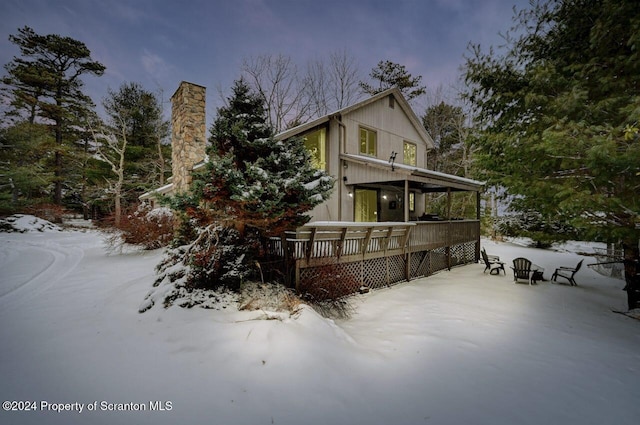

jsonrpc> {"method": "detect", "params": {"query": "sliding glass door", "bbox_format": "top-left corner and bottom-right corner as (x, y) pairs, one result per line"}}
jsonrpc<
(354, 188), (378, 222)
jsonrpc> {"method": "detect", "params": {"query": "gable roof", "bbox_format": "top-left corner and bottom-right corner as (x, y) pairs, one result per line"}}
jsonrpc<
(275, 88), (435, 149)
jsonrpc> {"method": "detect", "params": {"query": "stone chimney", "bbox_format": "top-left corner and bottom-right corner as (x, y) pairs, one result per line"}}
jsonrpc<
(171, 81), (206, 194)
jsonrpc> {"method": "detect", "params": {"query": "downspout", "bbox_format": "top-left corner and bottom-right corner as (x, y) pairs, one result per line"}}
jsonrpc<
(333, 115), (347, 221)
(404, 179), (410, 222)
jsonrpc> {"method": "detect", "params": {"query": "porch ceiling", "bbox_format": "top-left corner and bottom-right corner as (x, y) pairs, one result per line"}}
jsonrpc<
(341, 153), (484, 193)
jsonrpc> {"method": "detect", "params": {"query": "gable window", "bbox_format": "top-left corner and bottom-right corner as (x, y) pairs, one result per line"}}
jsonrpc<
(403, 141), (417, 166)
(302, 127), (327, 170)
(359, 127), (377, 156)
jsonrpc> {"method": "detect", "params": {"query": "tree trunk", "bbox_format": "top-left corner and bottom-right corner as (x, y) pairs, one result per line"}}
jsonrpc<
(622, 239), (640, 311)
(54, 150), (63, 204)
(53, 93), (64, 205)
(114, 192), (121, 227)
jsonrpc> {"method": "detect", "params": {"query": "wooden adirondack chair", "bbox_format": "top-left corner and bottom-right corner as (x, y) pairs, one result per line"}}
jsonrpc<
(481, 248), (505, 275)
(551, 259), (583, 286)
(511, 257), (533, 284)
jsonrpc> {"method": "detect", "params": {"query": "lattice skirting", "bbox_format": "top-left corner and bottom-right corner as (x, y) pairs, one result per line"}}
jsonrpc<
(451, 242), (477, 267)
(298, 261), (362, 300)
(296, 241), (478, 297)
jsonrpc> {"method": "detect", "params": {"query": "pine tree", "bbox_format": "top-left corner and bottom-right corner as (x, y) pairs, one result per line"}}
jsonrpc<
(199, 79), (334, 236)
(0, 122), (53, 211)
(360, 60), (426, 100)
(2, 26), (105, 205)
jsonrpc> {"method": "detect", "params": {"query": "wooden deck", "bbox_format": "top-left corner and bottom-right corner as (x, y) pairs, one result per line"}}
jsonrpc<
(267, 220), (480, 295)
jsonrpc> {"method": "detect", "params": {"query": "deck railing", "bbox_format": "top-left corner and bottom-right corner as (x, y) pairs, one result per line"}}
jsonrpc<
(266, 220), (480, 292)
(269, 221), (479, 260)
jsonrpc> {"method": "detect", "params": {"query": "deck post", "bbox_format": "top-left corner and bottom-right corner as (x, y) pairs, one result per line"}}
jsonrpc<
(281, 233), (293, 287)
(403, 225), (412, 281)
(337, 227), (348, 258)
(362, 226), (374, 258)
(305, 227), (317, 262)
(383, 226), (394, 251)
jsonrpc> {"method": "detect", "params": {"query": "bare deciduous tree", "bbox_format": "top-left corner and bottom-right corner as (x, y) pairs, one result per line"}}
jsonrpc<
(240, 51), (363, 133)
(327, 49), (362, 110)
(241, 54), (311, 132)
(304, 49), (362, 117)
(90, 117), (128, 227)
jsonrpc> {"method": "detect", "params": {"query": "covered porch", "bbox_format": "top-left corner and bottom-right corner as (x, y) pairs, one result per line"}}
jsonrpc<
(268, 156), (484, 295)
(340, 153), (484, 224)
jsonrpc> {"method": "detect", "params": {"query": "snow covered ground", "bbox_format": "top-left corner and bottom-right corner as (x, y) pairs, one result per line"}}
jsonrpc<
(1, 219), (639, 425)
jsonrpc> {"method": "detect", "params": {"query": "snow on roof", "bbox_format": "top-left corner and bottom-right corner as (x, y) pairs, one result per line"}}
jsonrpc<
(341, 153), (485, 190)
(139, 182), (175, 200)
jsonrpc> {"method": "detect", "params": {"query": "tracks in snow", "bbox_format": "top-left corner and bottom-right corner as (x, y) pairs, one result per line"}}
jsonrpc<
(0, 234), (86, 309)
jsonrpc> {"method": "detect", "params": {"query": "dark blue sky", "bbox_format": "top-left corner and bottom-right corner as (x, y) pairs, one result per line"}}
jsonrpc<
(1, 0), (528, 119)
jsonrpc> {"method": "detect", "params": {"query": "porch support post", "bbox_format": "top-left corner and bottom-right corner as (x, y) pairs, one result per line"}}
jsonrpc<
(404, 179), (410, 222)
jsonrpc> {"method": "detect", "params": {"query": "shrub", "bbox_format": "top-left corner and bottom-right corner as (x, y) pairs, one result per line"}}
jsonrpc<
(105, 203), (175, 250)
(299, 260), (359, 319)
(25, 203), (67, 224)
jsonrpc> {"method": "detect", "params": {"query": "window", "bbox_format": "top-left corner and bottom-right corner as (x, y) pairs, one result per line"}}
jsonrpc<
(359, 127), (377, 156)
(409, 192), (415, 212)
(302, 127), (327, 170)
(403, 141), (417, 166)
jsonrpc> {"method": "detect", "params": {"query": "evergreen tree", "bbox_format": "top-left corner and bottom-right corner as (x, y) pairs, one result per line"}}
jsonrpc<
(422, 102), (467, 174)
(360, 60), (426, 100)
(464, 0), (640, 308)
(195, 79), (334, 237)
(2, 26), (105, 204)
(0, 122), (53, 211)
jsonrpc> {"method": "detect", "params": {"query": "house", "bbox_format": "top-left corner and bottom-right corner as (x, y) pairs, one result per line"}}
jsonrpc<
(275, 87), (483, 223)
(142, 81), (485, 292)
(142, 81), (483, 222)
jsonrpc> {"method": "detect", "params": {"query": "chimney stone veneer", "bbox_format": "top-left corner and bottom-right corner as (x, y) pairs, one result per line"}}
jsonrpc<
(171, 81), (206, 193)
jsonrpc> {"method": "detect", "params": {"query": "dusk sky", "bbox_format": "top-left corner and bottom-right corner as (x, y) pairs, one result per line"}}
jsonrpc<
(1, 0), (529, 121)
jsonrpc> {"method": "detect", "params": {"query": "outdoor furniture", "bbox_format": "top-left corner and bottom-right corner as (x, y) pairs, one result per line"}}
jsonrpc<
(531, 264), (545, 284)
(481, 248), (505, 275)
(551, 259), (583, 286)
(511, 257), (544, 285)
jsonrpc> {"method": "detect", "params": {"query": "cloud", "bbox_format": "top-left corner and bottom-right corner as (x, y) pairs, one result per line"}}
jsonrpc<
(109, 1), (146, 24)
(141, 49), (169, 79)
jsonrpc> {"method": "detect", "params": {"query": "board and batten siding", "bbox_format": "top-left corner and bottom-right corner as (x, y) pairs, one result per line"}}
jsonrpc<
(341, 97), (429, 168)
